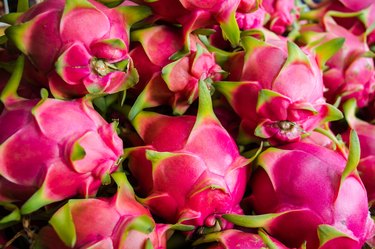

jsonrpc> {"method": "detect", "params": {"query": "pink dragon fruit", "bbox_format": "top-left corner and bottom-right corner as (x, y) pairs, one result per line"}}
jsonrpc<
(342, 99), (375, 205)
(126, 81), (250, 230)
(235, 3), (267, 31)
(337, 0), (374, 11)
(302, 0), (373, 14)
(128, 29), (224, 118)
(128, 25), (184, 95)
(5, 0), (150, 98)
(135, 0), (241, 47)
(193, 229), (291, 249)
(0, 56), (123, 214)
(261, 0), (300, 35)
(224, 134), (375, 249)
(215, 35), (342, 144)
(300, 11), (375, 108)
(34, 172), (191, 249)
(365, 3), (375, 46)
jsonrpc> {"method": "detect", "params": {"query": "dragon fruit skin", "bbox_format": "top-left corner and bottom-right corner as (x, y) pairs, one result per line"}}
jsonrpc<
(193, 229), (291, 249)
(126, 81), (250, 229)
(135, 0), (241, 46)
(0, 97), (123, 214)
(357, 157), (375, 206)
(216, 36), (342, 144)
(0, 57), (123, 214)
(236, 9), (266, 31)
(342, 99), (375, 205)
(261, 0), (300, 35)
(129, 25), (184, 95)
(5, 0), (149, 98)
(300, 12), (375, 108)
(322, 20), (375, 108)
(128, 30), (224, 117)
(226, 140), (374, 249)
(366, 4), (375, 46)
(34, 173), (180, 249)
(337, 0), (374, 11)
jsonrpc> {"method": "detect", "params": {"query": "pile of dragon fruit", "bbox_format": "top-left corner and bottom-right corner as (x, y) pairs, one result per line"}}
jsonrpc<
(0, 0), (375, 248)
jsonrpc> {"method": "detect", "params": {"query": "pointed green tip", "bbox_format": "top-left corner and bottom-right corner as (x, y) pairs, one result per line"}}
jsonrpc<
(145, 239), (154, 249)
(5, 21), (31, 55)
(17, 0), (29, 12)
(169, 223), (195, 232)
(0, 203), (21, 230)
(342, 98), (357, 123)
(70, 142), (86, 161)
(0, 13), (23, 25)
(258, 229), (279, 249)
(191, 232), (221, 246)
(314, 37), (345, 69)
(49, 201), (77, 248)
(318, 224), (352, 247)
(341, 129), (360, 183)
(196, 80), (218, 124)
(64, 0), (95, 14)
(0, 55), (25, 105)
(222, 213), (281, 228)
(145, 149), (174, 163)
(322, 103), (344, 123)
(95, 0), (125, 8)
(286, 41), (311, 66)
(118, 215), (156, 248)
(20, 187), (54, 214)
(127, 215), (155, 234)
(256, 89), (285, 112)
(116, 5), (152, 27)
(240, 35), (266, 54)
(112, 171), (135, 197)
(219, 12), (240, 47)
(128, 91), (149, 121)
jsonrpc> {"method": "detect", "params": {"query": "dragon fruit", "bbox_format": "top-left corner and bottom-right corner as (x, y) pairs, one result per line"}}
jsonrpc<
(0, 56), (123, 214)
(126, 81), (250, 230)
(34, 172), (190, 249)
(5, 0), (150, 98)
(224, 134), (375, 249)
(337, 0), (374, 11)
(135, 0), (241, 47)
(343, 99), (375, 205)
(261, 0), (300, 35)
(128, 25), (184, 95)
(193, 229), (291, 249)
(365, 4), (375, 46)
(300, 11), (375, 108)
(215, 35), (342, 144)
(235, 0), (266, 31)
(128, 30), (224, 118)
